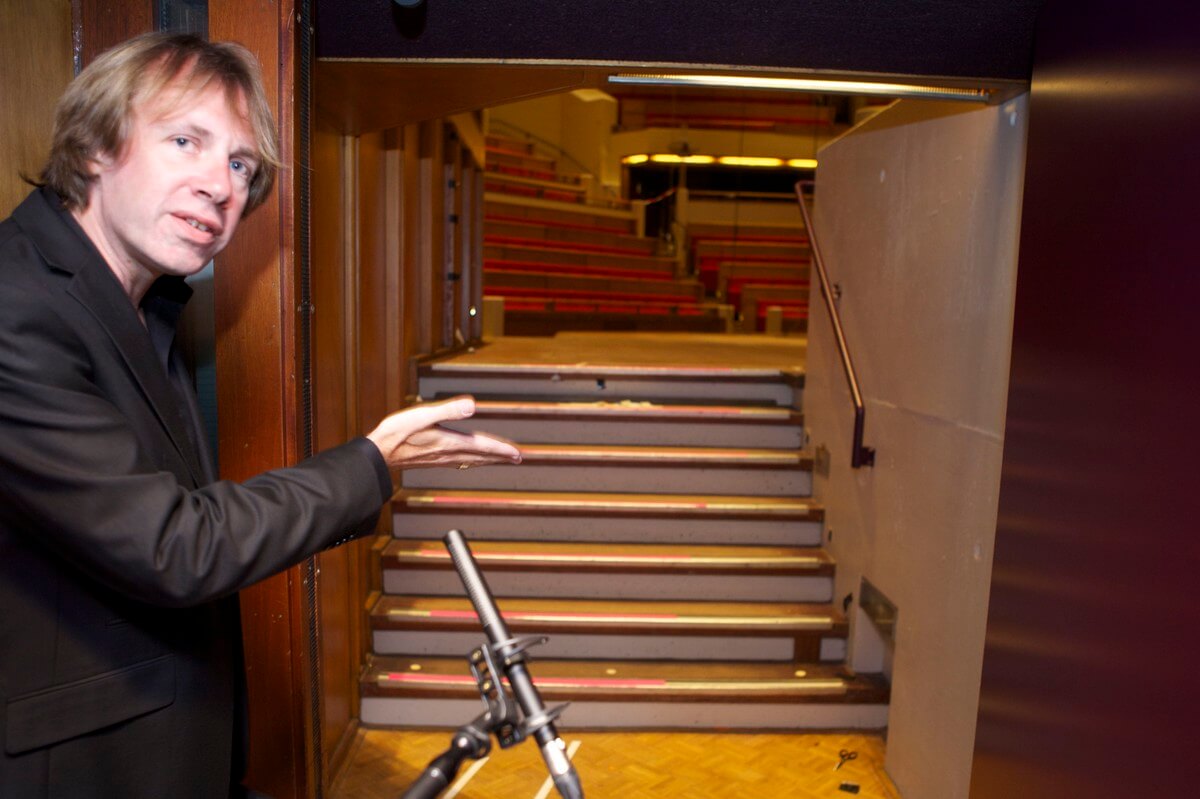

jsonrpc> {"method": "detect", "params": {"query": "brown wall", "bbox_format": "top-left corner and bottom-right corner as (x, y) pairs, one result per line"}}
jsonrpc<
(209, 2), (309, 795)
(0, 0), (73, 217)
(971, 2), (1200, 797)
(309, 102), (483, 790)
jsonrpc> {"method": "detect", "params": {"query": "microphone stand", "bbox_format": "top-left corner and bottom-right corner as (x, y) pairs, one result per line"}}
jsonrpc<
(401, 530), (584, 799)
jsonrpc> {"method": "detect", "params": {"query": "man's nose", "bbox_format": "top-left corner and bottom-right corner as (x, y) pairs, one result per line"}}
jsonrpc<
(194, 156), (232, 205)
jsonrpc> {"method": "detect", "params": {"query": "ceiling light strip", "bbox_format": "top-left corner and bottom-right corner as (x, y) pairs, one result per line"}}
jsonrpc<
(609, 73), (992, 103)
(622, 154), (818, 169)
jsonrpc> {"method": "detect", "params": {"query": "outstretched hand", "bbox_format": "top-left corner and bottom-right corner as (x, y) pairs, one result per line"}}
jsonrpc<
(365, 395), (522, 476)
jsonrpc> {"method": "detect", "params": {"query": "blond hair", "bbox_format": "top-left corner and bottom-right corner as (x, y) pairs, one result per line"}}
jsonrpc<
(40, 32), (279, 214)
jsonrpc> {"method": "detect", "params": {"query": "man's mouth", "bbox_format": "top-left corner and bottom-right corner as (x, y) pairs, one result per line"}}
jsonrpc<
(186, 217), (212, 233)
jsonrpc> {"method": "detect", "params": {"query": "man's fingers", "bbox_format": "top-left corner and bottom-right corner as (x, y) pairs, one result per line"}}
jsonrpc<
(368, 395), (522, 467)
(462, 431), (522, 462)
(413, 426), (522, 462)
(384, 396), (475, 441)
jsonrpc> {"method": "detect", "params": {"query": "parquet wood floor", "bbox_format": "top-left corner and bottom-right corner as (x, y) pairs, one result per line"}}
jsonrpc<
(331, 728), (900, 798)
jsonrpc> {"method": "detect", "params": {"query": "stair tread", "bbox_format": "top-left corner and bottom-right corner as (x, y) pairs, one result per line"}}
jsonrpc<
(514, 443), (811, 468)
(421, 359), (803, 382)
(485, 171), (587, 191)
(485, 240), (674, 264)
(364, 655), (888, 703)
(484, 219), (657, 249)
(394, 489), (822, 519)
(485, 234), (657, 257)
(484, 192), (636, 220)
(383, 539), (833, 574)
(472, 399), (802, 424)
(372, 595), (843, 632)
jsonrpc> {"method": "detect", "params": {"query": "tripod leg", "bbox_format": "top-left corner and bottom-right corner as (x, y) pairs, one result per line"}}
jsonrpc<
(401, 716), (492, 799)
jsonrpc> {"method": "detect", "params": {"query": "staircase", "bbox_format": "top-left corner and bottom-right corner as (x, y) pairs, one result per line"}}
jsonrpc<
(360, 343), (889, 731)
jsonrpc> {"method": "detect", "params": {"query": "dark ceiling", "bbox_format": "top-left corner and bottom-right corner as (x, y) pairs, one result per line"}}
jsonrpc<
(317, 0), (1045, 85)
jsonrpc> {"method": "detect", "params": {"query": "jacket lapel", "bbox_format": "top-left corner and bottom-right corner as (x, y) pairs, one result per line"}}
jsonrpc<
(13, 190), (207, 488)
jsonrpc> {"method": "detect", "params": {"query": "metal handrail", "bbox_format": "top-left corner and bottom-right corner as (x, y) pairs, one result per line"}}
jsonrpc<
(489, 119), (592, 178)
(640, 186), (677, 205)
(794, 181), (875, 468)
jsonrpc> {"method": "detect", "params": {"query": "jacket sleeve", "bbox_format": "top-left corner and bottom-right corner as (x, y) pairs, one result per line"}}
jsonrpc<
(0, 280), (394, 608)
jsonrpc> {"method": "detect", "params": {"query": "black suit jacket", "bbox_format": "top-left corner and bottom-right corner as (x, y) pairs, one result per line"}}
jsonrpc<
(0, 189), (392, 797)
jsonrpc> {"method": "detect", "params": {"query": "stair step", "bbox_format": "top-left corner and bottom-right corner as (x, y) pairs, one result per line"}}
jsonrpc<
(380, 539), (833, 602)
(365, 655), (885, 703)
(418, 361), (802, 406)
(485, 242), (675, 273)
(370, 596), (847, 662)
(486, 146), (557, 170)
(484, 259), (678, 283)
(484, 270), (703, 300)
(392, 489), (824, 546)
(485, 219), (659, 254)
(399, 444), (813, 496)
(501, 303), (724, 331)
(484, 194), (637, 234)
(485, 171), (587, 193)
(486, 233), (659, 258)
(485, 134), (536, 155)
(445, 399), (803, 447)
(688, 222), (807, 241)
(360, 655), (888, 730)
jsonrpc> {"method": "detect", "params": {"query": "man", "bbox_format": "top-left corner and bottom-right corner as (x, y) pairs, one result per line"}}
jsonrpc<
(0, 33), (520, 797)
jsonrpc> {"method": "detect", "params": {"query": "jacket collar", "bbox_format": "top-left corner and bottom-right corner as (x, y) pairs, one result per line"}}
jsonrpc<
(12, 188), (207, 487)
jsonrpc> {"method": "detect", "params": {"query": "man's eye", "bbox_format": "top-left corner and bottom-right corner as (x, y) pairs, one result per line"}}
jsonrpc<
(230, 160), (253, 179)
(174, 137), (191, 148)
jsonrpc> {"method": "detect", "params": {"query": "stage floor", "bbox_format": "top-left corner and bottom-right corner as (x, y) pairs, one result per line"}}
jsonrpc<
(331, 728), (898, 799)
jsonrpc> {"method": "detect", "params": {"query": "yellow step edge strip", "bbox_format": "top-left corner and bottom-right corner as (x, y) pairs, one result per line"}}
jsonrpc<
(385, 607), (834, 629)
(400, 494), (814, 513)
(425, 362), (788, 376)
(475, 400), (795, 420)
(397, 549), (823, 567)
(517, 445), (807, 464)
(376, 673), (847, 695)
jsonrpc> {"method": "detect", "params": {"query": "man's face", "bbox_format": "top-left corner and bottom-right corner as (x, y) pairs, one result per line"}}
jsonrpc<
(83, 81), (260, 285)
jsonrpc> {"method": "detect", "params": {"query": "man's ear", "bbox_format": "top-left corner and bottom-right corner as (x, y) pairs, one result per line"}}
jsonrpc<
(86, 149), (117, 175)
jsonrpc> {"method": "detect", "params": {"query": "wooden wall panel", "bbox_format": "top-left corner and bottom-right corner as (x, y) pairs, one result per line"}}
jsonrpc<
(403, 124), (425, 389)
(312, 126), (351, 451)
(208, 1), (306, 796)
(309, 123), (412, 786)
(75, 0), (154, 67)
(382, 128), (406, 413)
(419, 120), (446, 355)
(310, 121), (357, 780)
(0, 0), (73, 218)
(444, 134), (464, 346)
(356, 130), (391, 443)
(308, 77), (480, 799)
(462, 158), (484, 343)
